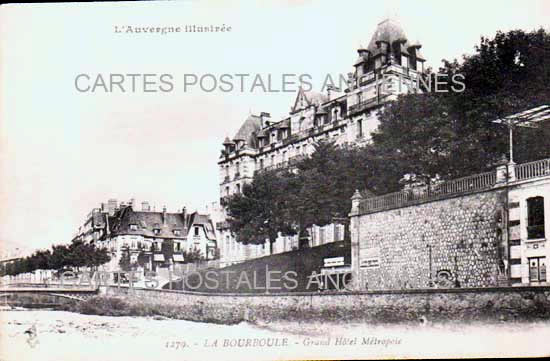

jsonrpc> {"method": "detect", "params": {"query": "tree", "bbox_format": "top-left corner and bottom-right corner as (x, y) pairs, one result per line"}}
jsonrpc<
(50, 244), (71, 271)
(118, 248), (132, 272)
(373, 28), (550, 183)
(88, 246), (111, 270)
(182, 248), (204, 263)
(226, 169), (297, 254)
(226, 140), (399, 250)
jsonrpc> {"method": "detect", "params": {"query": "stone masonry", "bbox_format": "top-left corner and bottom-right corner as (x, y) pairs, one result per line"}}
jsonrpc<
(351, 190), (505, 290)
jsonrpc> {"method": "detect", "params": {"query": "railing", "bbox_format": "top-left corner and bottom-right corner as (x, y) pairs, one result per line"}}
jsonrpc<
(515, 158), (550, 181)
(359, 171), (497, 214)
(255, 155), (309, 174)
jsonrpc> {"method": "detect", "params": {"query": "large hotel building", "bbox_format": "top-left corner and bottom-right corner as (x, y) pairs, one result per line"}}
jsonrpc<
(215, 18), (427, 266)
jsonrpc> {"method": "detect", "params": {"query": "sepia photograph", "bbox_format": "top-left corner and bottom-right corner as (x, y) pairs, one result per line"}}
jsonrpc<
(0, 0), (549, 360)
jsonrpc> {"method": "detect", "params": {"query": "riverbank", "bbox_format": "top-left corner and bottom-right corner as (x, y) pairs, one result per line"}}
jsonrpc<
(57, 295), (246, 325)
(92, 285), (550, 325)
(56, 284), (550, 327)
(1, 309), (550, 361)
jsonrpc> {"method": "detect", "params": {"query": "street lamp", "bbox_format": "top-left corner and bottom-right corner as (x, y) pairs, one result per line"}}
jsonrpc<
(426, 243), (433, 287)
(492, 105), (550, 164)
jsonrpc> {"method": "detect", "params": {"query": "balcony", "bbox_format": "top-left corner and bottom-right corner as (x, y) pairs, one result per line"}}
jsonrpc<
(255, 155), (309, 175)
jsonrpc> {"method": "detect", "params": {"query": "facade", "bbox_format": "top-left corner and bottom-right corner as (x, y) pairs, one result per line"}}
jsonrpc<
(216, 18), (427, 266)
(349, 157), (550, 290)
(74, 199), (217, 272)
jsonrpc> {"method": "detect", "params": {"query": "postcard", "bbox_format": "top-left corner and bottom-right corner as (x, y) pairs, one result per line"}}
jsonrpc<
(1, 0), (549, 360)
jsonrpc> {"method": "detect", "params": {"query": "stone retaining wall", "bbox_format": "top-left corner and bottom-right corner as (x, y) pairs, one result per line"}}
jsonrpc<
(351, 189), (506, 290)
(101, 286), (550, 324)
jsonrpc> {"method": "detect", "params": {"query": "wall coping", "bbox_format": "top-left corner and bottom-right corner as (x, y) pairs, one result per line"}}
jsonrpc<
(103, 285), (550, 298)
(351, 174), (550, 218)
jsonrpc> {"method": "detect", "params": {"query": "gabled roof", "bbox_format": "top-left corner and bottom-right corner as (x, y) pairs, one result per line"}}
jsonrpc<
(292, 87), (329, 112)
(188, 212), (217, 240)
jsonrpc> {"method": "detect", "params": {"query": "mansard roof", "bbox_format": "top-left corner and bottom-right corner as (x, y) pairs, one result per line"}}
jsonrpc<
(108, 206), (216, 240)
(367, 18), (409, 56)
(232, 114), (262, 147)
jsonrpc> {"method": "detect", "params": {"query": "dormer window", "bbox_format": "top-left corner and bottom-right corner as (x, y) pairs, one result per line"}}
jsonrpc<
(153, 228), (161, 235)
(129, 224), (138, 231)
(333, 107), (340, 121)
(173, 229), (181, 236)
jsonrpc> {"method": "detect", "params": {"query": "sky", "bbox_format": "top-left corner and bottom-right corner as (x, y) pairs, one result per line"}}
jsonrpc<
(0, 0), (548, 255)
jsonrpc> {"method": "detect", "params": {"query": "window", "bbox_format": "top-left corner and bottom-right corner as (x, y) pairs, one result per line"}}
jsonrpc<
(334, 224), (343, 242)
(235, 162), (240, 175)
(529, 257), (547, 282)
(527, 196), (545, 239)
(194, 226), (200, 237)
(357, 118), (363, 138)
(236, 183), (241, 194)
(259, 158), (264, 169)
(129, 224), (138, 231)
(333, 108), (340, 121)
(174, 242), (181, 251)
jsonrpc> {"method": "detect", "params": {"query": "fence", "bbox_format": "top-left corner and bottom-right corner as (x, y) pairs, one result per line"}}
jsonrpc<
(359, 170), (497, 214)
(359, 158), (550, 215)
(515, 158), (550, 181)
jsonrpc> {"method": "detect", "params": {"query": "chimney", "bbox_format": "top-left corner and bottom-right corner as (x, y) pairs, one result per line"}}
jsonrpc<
(129, 198), (135, 207)
(107, 198), (117, 216)
(162, 206), (167, 225)
(182, 206), (187, 228)
(141, 201), (150, 212)
(260, 112), (271, 127)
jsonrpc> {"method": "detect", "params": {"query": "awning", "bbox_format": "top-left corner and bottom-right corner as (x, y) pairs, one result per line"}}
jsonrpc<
(153, 254), (165, 262)
(173, 254), (185, 262)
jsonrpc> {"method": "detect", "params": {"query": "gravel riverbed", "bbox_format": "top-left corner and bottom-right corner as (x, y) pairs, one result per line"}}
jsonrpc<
(1, 309), (549, 360)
